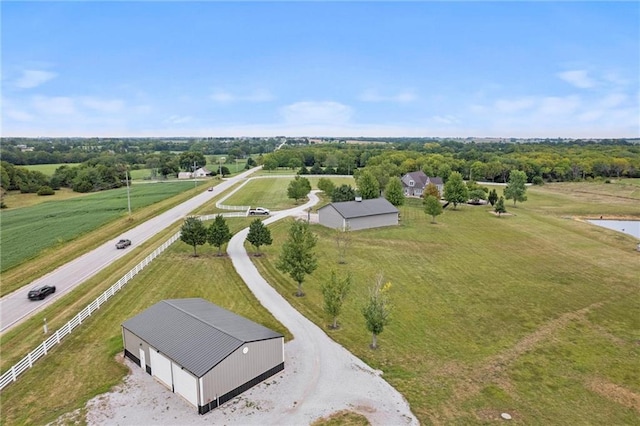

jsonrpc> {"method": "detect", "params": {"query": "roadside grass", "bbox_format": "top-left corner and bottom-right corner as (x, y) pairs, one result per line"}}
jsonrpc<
(0, 216), (290, 426)
(249, 183), (639, 424)
(311, 410), (370, 426)
(0, 181), (214, 294)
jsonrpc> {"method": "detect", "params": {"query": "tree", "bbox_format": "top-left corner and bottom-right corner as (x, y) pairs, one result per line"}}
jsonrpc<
(494, 196), (507, 216)
(207, 215), (232, 256)
(468, 189), (487, 204)
(424, 195), (443, 223)
(335, 225), (352, 264)
(424, 182), (440, 199)
(504, 170), (528, 206)
(277, 220), (318, 297)
(287, 175), (311, 203)
(263, 157), (278, 172)
(178, 151), (206, 171)
(443, 171), (468, 209)
(246, 219), (272, 256)
(357, 170), (380, 199)
(362, 273), (392, 349)
(317, 177), (335, 195)
(322, 271), (352, 329)
(180, 216), (208, 257)
(384, 177), (405, 207)
(331, 184), (356, 202)
(488, 188), (498, 206)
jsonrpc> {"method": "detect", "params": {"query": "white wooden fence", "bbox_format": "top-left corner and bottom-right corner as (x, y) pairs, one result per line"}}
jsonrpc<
(215, 202), (249, 211)
(0, 231), (181, 391)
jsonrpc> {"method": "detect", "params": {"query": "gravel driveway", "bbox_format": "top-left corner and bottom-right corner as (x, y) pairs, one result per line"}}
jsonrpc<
(84, 192), (418, 425)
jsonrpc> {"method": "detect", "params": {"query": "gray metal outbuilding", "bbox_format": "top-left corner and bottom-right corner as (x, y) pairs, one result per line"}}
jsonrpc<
(318, 197), (399, 231)
(122, 298), (284, 414)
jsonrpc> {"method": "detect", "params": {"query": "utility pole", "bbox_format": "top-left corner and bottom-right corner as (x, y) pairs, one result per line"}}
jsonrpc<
(125, 168), (131, 216)
(193, 160), (197, 188)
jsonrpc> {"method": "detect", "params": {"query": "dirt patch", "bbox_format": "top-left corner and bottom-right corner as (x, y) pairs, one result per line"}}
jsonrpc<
(587, 377), (640, 412)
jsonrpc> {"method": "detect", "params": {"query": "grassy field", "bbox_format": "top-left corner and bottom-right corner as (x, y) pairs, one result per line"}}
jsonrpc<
(221, 175), (355, 211)
(248, 181), (640, 424)
(22, 163), (80, 175)
(1, 179), (638, 425)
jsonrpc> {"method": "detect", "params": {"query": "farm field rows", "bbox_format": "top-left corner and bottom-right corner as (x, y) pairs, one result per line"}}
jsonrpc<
(1, 178), (638, 425)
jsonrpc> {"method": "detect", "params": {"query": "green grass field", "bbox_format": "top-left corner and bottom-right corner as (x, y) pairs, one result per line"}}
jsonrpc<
(0, 179), (638, 425)
(222, 176), (355, 210)
(1, 181), (204, 273)
(22, 163), (81, 175)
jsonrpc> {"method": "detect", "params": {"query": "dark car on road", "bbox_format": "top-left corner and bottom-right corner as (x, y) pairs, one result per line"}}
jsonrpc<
(28, 285), (56, 301)
(116, 239), (132, 249)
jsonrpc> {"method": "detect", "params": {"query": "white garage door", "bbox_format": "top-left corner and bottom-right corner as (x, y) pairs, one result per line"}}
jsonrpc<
(172, 363), (198, 406)
(149, 348), (173, 389)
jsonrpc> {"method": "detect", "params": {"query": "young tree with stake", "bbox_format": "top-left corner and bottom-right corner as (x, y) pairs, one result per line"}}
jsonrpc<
(277, 220), (318, 296)
(362, 273), (392, 349)
(321, 271), (352, 329)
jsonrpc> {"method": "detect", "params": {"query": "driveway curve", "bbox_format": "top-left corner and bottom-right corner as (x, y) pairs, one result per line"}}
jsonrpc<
(224, 193), (418, 425)
(85, 191), (417, 425)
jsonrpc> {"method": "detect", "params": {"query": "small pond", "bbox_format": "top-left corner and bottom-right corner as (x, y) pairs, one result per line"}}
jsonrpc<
(586, 220), (640, 239)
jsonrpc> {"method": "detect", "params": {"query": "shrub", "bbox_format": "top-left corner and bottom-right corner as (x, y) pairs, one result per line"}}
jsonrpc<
(532, 176), (544, 185)
(37, 186), (55, 196)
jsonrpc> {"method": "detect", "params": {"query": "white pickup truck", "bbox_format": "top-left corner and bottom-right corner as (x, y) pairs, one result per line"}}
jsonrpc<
(248, 207), (270, 216)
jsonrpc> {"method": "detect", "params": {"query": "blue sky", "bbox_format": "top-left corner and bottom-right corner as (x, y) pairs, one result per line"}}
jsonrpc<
(2, 1), (638, 138)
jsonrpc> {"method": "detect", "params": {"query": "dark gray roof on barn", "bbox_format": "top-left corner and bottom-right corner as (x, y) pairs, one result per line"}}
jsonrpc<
(319, 198), (399, 219)
(122, 298), (282, 377)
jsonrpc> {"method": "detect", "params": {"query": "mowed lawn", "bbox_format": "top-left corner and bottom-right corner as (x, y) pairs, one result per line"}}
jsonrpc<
(222, 175), (355, 211)
(1, 181), (203, 273)
(249, 183), (639, 424)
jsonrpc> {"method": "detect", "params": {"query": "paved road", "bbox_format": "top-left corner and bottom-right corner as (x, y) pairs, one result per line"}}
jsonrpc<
(226, 192), (419, 425)
(0, 168), (259, 334)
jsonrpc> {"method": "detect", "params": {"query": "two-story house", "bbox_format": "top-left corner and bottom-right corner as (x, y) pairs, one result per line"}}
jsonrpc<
(401, 171), (444, 198)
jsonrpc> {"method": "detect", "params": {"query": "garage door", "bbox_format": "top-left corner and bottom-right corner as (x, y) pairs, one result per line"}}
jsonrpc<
(172, 363), (198, 406)
(149, 348), (173, 390)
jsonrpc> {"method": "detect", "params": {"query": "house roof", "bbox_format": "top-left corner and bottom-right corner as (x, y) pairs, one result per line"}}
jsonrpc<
(122, 298), (282, 377)
(401, 171), (428, 188)
(319, 197), (399, 219)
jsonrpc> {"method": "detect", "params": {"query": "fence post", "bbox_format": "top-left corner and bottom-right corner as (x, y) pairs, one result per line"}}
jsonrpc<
(27, 352), (32, 368)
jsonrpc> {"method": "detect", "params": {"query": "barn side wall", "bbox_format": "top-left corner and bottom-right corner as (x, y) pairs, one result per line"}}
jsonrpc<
(318, 206), (344, 230)
(199, 337), (284, 410)
(122, 327), (152, 374)
(349, 212), (398, 230)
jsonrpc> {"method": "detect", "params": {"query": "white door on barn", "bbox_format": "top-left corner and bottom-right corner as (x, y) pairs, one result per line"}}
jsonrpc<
(139, 348), (146, 372)
(171, 363), (198, 406)
(149, 348), (173, 390)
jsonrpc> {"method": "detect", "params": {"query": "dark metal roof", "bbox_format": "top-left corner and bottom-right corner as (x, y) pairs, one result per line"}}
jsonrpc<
(319, 197), (399, 219)
(122, 298), (282, 377)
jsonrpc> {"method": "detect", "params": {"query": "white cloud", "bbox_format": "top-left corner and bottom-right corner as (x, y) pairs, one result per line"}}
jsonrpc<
(166, 115), (192, 124)
(431, 115), (459, 125)
(495, 97), (535, 113)
(557, 70), (595, 89)
(537, 95), (581, 115)
(280, 101), (353, 125)
(359, 89), (417, 103)
(81, 97), (125, 113)
(210, 89), (274, 103)
(599, 93), (627, 108)
(32, 96), (76, 115)
(14, 70), (57, 89)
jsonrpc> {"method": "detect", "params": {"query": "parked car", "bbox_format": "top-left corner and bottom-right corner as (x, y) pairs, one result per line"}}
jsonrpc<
(248, 207), (270, 215)
(207, 187), (214, 192)
(28, 285), (56, 301)
(116, 239), (132, 249)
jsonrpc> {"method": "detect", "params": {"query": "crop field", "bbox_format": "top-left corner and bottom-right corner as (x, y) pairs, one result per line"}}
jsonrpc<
(0, 179), (638, 425)
(1, 181), (203, 273)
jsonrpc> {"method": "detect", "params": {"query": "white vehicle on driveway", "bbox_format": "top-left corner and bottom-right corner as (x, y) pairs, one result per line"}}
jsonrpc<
(248, 207), (270, 215)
